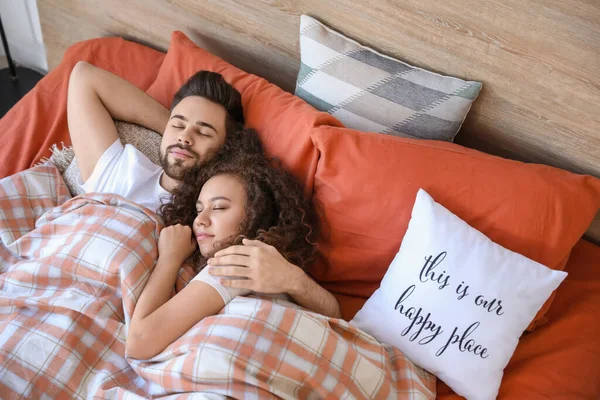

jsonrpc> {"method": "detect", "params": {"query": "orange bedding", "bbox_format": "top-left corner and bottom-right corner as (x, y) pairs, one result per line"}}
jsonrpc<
(0, 36), (598, 399)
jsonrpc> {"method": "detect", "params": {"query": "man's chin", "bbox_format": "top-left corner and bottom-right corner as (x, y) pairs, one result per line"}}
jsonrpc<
(164, 168), (187, 181)
(163, 161), (201, 181)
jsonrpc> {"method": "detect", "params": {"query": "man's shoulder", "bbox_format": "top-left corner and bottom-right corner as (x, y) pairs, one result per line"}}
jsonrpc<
(121, 143), (162, 172)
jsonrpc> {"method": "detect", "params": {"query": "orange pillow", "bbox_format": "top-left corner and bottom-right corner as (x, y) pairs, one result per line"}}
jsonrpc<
(0, 37), (165, 178)
(310, 126), (600, 329)
(146, 31), (341, 194)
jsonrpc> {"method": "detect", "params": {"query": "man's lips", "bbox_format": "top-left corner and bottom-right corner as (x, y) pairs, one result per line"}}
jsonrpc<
(196, 233), (214, 241)
(170, 149), (194, 159)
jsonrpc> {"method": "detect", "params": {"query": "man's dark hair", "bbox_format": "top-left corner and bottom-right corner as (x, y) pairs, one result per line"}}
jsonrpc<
(171, 71), (244, 134)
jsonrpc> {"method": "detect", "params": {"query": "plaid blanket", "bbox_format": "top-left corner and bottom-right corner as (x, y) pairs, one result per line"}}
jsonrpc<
(0, 164), (436, 399)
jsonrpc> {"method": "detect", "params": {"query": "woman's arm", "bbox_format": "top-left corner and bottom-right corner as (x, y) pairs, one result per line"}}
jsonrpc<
(126, 265), (224, 359)
(208, 239), (342, 319)
(126, 224), (224, 360)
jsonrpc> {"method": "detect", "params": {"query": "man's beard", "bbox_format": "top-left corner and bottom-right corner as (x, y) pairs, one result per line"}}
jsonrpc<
(160, 144), (202, 181)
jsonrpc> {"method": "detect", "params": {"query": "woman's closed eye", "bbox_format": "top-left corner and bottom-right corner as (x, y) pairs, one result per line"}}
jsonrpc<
(196, 206), (228, 214)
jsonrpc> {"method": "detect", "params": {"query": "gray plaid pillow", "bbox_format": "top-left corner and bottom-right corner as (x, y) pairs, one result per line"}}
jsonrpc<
(295, 15), (482, 141)
(49, 121), (162, 196)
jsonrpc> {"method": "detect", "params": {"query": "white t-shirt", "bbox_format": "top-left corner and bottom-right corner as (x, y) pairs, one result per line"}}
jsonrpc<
(78, 139), (169, 213)
(191, 267), (292, 305)
(191, 267), (252, 304)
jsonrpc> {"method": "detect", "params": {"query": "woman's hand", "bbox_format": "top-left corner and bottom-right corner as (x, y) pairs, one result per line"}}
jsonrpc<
(158, 224), (197, 264)
(207, 239), (304, 294)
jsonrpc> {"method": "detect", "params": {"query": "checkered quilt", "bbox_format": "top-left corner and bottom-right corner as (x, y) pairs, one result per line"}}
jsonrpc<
(0, 164), (435, 399)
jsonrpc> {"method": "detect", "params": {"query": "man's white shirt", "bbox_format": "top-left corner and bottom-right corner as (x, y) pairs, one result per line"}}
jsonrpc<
(77, 139), (169, 213)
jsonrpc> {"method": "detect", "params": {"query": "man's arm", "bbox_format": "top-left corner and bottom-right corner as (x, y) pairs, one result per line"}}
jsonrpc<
(67, 61), (170, 181)
(287, 272), (342, 319)
(208, 239), (343, 319)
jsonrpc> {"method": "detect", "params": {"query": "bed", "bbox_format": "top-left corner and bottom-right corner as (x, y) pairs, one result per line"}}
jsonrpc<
(0, 1), (599, 399)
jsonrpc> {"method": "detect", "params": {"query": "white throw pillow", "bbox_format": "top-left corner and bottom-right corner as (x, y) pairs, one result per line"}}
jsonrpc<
(350, 189), (567, 400)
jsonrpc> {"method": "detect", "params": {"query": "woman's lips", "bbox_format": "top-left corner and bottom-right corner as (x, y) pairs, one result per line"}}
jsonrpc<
(196, 233), (214, 241)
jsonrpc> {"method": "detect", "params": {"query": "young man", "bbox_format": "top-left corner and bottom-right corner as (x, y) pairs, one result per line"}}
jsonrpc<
(67, 61), (245, 212)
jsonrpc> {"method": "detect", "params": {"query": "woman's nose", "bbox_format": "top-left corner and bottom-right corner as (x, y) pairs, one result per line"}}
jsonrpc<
(195, 210), (210, 227)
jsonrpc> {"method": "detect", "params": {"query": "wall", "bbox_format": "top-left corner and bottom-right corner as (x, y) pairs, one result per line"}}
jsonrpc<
(0, 0), (47, 73)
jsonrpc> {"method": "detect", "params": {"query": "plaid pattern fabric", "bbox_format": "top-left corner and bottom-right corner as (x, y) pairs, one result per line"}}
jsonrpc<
(0, 164), (436, 399)
(0, 164), (162, 399)
(295, 15), (482, 141)
(128, 295), (436, 399)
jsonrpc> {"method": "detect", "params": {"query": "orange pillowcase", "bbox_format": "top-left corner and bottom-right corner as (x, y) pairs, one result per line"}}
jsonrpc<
(0, 37), (165, 178)
(146, 31), (342, 194)
(310, 126), (600, 329)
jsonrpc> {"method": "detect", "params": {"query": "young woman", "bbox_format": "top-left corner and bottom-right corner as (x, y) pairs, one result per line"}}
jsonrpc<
(126, 152), (342, 360)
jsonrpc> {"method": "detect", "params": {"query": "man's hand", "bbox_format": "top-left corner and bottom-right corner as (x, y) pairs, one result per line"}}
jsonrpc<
(158, 224), (197, 265)
(208, 238), (342, 318)
(207, 239), (304, 294)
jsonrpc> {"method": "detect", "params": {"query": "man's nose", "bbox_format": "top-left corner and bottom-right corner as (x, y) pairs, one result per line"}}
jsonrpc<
(177, 129), (193, 145)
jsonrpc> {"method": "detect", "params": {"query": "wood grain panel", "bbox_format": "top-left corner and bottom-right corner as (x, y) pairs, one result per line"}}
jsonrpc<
(37, 0), (600, 243)
(587, 212), (600, 244)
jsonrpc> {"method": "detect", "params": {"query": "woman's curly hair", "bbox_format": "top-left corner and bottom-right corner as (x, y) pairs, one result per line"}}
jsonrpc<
(159, 136), (318, 273)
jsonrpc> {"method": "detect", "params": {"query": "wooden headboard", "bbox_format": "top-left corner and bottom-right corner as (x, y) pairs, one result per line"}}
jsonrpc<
(38, 0), (600, 243)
